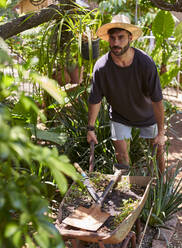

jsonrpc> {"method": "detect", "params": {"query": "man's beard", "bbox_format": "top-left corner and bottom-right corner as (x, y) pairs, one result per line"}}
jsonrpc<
(110, 42), (130, 56)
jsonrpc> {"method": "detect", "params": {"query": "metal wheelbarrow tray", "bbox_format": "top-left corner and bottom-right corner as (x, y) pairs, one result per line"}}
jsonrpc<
(55, 175), (152, 245)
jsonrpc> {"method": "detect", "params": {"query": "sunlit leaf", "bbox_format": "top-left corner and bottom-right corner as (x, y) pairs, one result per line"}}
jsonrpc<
(0, 0), (6, 8)
(12, 230), (22, 247)
(31, 73), (67, 105)
(48, 156), (78, 181)
(25, 235), (36, 248)
(51, 168), (68, 194)
(20, 213), (30, 225)
(152, 11), (175, 39)
(0, 142), (10, 160)
(2, 75), (13, 87)
(13, 95), (46, 124)
(174, 21), (182, 43)
(10, 126), (28, 143)
(4, 223), (19, 238)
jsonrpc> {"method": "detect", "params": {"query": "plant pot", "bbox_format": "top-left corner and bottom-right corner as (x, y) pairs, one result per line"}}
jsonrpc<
(81, 38), (100, 60)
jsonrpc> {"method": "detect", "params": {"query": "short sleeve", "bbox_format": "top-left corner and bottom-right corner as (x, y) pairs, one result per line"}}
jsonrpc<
(145, 60), (163, 102)
(89, 67), (103, 104)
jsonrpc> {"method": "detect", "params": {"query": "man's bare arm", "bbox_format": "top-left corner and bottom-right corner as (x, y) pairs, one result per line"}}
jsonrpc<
(152, 100), (165, 133)
(152, 100), (165, 145)
(88, 102), (101, 126)
(87, 102), (101, 144)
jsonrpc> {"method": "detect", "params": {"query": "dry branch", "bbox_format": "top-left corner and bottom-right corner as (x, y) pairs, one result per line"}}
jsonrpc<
(150, 0), (182, 12)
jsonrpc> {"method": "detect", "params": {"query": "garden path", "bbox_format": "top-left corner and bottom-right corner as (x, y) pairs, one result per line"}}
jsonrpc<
(163, 87), (182, 248)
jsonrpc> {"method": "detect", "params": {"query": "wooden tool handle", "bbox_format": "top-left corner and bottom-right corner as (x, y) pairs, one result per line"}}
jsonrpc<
(89, 141), (95, 173)
(74, 163), (87, 177)
(74, 163), (100, 202)
(98, 169), (122, 205)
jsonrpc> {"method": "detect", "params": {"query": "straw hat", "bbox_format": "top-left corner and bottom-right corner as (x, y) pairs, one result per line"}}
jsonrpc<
(96, 14), (142, 41)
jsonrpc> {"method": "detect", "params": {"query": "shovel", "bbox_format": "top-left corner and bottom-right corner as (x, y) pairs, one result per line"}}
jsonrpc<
(73, 162), (99, 202)
(63, 163), (127, 231)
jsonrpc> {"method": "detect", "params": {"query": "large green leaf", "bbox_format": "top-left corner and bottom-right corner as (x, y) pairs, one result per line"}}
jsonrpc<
(152, 11), (175, 39)
(48, 156), (78, 181)
(12, 230), (22, 248)
(29, 126), (67, 146)
(4, 223), (19, 238)
(25, 235), (36, 248)
(51, 168), (68, 194)
(174, 21), (182, 43)
(160, 66), (180, 88)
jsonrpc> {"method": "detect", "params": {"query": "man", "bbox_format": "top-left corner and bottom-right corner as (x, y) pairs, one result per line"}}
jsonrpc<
(87, 14), (165, 174)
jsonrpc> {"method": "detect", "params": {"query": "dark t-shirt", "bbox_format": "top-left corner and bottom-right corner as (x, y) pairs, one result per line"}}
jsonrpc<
(89, 48), (163, 127)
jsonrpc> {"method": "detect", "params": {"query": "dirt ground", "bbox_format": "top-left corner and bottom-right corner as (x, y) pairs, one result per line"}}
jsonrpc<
(163, 87), (182, 248)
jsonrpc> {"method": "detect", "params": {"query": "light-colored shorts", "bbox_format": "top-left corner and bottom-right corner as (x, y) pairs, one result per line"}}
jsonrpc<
(110, 121), (158, 140)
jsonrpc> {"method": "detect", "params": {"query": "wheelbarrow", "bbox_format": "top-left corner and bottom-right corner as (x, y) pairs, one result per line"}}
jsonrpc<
(55, 143), (153, 248)
(56, 175), (152, 247)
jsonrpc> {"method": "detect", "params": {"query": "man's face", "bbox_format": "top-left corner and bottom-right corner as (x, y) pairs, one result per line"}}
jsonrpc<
(109, 30), (132, 56)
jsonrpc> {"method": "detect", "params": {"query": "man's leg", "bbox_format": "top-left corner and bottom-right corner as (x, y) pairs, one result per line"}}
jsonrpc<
(110, 121), (131, 166)
(112, 139), (130, 165)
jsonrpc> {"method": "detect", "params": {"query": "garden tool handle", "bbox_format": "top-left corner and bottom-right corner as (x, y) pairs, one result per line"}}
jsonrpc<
(89, 140), (95, 173)
(73, 163), (100, 202)
(74, 162), (87, 177)
(98, 169), (123, 206)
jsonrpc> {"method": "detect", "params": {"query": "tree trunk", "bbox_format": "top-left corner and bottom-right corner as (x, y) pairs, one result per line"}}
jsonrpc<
(0, 0), (73, 40)
(149, 0), (182, 12)
(0, 1), (182, 41)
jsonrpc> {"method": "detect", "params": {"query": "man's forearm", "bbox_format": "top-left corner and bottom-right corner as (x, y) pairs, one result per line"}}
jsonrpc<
(88, 102), (101, 126)
(152, 100), (165, 134)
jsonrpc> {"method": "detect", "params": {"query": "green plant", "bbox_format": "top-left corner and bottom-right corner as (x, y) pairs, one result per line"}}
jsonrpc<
(112, 198), (139, 229)
(0, 103), (78, 247)
(142, 164), (182, 227)
(152, 10), (175, 71)
(53, 91), (116, 173)
(151, 10), (182, 87)
(163, 99), (178, 119)
(0, 35), (79, 247)
(64, 5), (102, 74)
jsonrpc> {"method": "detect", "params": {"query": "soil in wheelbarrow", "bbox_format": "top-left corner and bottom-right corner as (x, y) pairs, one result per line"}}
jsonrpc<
(59, 172), (155, 248)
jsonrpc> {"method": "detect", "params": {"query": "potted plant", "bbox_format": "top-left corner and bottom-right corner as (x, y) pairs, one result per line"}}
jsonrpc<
(64, 6), (102, 61)
(81, 26), (100, 60)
